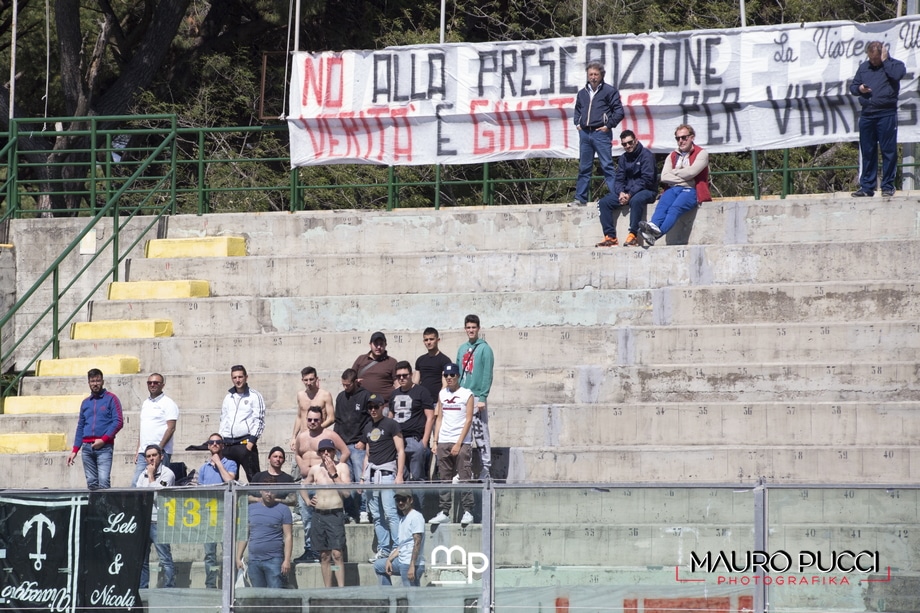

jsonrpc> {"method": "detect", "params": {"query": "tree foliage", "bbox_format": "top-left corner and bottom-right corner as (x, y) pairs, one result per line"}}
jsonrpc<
(0, 0), (901, 214)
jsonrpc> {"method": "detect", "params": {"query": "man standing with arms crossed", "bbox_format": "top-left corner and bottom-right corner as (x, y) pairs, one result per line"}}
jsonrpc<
(136, 444), (176, 588)
(352, 331), (399, 403)
(132, 373), (179, 487)
(67, 368), (124, 490)
(457, 314), (494, 481)
(413, 327), (451, 402)
(219, 364), (265, 483)
(334, 368), (371, 524)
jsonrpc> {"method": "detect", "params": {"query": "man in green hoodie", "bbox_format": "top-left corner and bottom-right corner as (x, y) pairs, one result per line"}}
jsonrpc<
(456, 314), (494, 481)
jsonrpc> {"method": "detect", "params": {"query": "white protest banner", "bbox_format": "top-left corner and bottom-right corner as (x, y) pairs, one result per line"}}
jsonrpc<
(288, 17), (920, 166)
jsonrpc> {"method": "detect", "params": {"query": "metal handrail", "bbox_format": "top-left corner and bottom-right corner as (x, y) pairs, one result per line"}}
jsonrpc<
(0, 116), (178, 401)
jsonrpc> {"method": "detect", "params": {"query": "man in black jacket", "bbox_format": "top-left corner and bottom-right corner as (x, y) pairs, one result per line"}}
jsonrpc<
(571, 61), (624, 207)
(595, 130), (657, 247)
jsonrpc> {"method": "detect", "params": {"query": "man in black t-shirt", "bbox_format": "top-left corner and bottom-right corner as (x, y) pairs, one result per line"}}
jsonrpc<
(363, 394), (405, 562)
(413, 327), (451, 402)
(389, 361), (434, 481)
(334, 369), (371, 523)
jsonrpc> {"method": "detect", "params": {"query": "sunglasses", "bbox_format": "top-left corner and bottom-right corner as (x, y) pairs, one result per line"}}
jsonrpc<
(207, 440), (222, 446)
(306, 418), (321, 423)
(147, 381), (163, 385)
(396, 373), (411, 379)
(675, 134), (692, 142)
(395, 496), (410, 502)
(621, 140), (636, 146)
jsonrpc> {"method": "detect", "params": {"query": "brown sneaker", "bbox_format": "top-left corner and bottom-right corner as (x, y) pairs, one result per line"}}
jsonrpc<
(595, 236), (618, 247)
(624, 232), (640, 246)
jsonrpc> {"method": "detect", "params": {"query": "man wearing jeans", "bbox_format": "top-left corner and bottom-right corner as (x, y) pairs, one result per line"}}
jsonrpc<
(639, 124), (711, 247)
(132, 373), (178, 487)
(199, 434), (238, 588)
(237, 479), (293, 588)
(595, 130), (658, 247)
(389, 361), (434, 481)
(375, 489), (425, 586)
(570, 61), (624, 207)
(363, 394), (405, 563)
(334, 369), (371, 523)
(136, 444), (176, 588)
(66, 368), (124, 489)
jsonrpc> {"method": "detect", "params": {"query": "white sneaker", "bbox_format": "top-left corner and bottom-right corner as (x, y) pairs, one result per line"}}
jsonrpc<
(368, 550), (388, 563)
(359, 511), (370, 524)
(460, 511), (474, 527)
(452, 474), (460, 484)
(429, 511), (450, 525)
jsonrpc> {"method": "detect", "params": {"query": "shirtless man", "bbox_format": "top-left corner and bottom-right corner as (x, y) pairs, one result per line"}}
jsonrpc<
(291, 367), (336, 449)
(292, 406), (350, 563)
(303, 438), (352, 587)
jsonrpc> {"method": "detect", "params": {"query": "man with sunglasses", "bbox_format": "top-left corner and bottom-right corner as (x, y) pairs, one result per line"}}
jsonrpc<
(595, 130), (658, 248)
(199, 434), (238, 588)
(429, 363), (475, 527)
(293, 406), (350, 564)
(374, 489), (425, 586)
(132, 373), (179, 487)
(389, 361), (435, 481)
(302, 439), (352, 587)
(639, 124), (711, 246)
(362, 394), (405, 563)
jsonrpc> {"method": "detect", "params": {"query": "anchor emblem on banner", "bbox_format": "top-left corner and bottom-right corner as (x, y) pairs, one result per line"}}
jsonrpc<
(23, 513), (56, 571)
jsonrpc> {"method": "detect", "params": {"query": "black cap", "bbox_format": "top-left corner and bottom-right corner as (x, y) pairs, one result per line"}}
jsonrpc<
(443, 363), (459, 376)
(317, 439), (336, 452)
(368, 394), (385, 406)
(370, 331), (386, 344)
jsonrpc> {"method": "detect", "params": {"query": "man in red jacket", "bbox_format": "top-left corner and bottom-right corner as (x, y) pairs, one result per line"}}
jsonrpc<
(639, 124), (711, 246)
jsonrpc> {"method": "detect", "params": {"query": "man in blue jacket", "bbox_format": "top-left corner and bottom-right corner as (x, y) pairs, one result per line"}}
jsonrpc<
(66, 368), (124, 489)
(571, 62), (624, 207)
(850, 41), (906, 198)
(594, 130), (657, 247)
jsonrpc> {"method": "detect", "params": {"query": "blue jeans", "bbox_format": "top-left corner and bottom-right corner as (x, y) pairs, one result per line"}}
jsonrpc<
(81, 443), (113, 490)
(598, 188), (657, 237)
(858, 112), (898, 193)
(204, 542), (220, 588)
(248, 557), (284, 588)
(296, 492), (315, 554)
(140, 522), (175, 588)
(403, 437), (430, 481)
(344, 444), (367, 519)
(131, 451), (171, 487)
(651, 187), (698, 236)
(374, 556), (424, 586)
(575, 129), (616, 204)
(366, 473), (398, 555)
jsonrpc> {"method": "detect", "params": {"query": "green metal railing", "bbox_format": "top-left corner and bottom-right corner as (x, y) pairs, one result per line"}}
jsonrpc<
(0, 117), (897, 223)
(0, 115), (178, 401)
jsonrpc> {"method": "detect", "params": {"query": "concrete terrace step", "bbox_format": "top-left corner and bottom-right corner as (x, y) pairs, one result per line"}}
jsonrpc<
(86, 281), (918, 336)
(124, 239), (920, 296)
(159, 198), (920, 255)
(57, 321), (920, 372)
(2, 394), (83, 414)
(8, 401), (916, 455)
(0, 432), (68, 453)
(35, 354), (140, 377)
(70, 319), (173, 340)
(508, 445), (920, 483)
(18, 362), (920, 409)
(145, 236), (247, 258)
(108, 279), (210, 300)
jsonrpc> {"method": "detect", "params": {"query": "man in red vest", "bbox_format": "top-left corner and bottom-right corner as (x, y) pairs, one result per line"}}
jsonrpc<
(639, 124), (711, 246)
